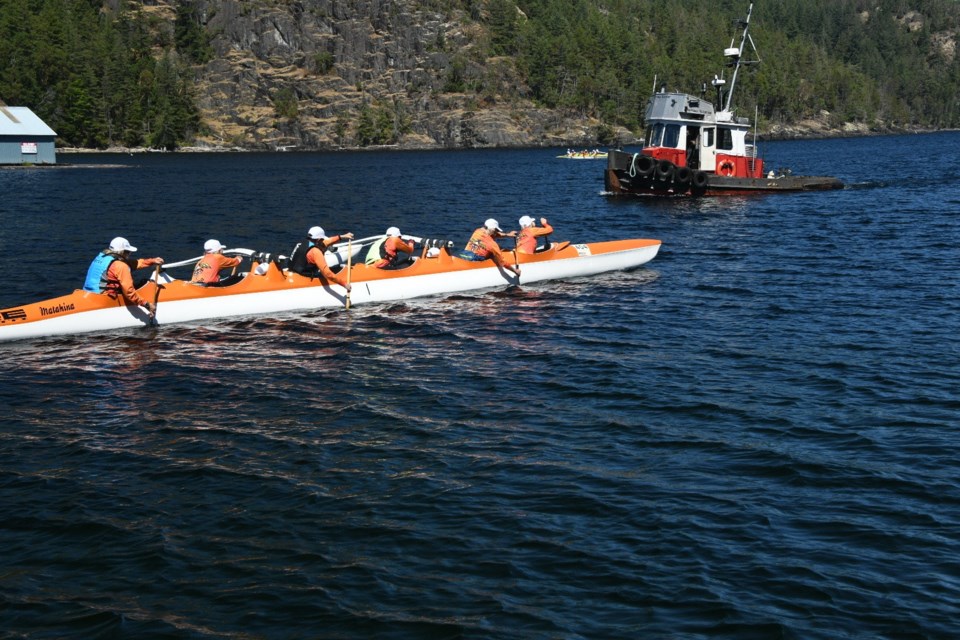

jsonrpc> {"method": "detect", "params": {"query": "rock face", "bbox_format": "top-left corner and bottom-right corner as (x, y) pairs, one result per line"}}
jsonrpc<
(171, 0), (608, 150)
(141, 1), (943, 150)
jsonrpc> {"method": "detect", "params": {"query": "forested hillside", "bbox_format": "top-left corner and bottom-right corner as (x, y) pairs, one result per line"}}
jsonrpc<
(1, 0), (958, 150)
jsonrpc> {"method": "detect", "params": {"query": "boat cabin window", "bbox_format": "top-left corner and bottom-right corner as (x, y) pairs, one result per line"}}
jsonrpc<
(646, 123), (664, 147)
(718, 127), (734, 151)
(703, 128), (714, 148)
(645, 123), (680, 148)
(662, 124), (680, 149)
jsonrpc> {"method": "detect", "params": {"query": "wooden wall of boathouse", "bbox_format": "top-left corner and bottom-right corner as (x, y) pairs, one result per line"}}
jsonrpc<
(0, 105), (57, 165)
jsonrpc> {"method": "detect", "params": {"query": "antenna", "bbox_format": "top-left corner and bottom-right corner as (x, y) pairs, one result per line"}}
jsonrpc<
(754, 104), (760, 162)
(711, 74), (726, 108)
(723, 3), (757, 113)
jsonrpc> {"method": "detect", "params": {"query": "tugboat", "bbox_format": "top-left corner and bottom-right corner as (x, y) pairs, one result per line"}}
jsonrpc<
(605, 3), (843, 197)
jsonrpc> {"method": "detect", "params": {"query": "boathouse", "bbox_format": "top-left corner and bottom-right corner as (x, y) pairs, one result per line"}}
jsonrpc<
(0, 105), (57, 165)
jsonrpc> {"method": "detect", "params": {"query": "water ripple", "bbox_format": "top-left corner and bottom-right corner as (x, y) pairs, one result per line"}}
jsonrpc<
(3, 137), (960, 638)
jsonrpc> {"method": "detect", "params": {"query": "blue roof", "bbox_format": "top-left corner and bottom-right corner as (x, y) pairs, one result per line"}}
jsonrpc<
(0, 106), (57, 137)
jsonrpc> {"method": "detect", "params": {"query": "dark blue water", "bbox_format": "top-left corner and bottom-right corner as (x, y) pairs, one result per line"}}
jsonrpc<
(2, 133), (959, 639)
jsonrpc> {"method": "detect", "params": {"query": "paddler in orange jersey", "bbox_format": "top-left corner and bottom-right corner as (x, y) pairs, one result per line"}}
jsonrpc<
(289, 226), (354, 291)
(459, 218), (521, 277)
(190, 239), (243, 285)
(516, 215), (553, 254)
(82, 237), (164, 315)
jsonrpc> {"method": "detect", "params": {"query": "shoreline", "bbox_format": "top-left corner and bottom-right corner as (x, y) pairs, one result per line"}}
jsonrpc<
(52, 126), (957, 155)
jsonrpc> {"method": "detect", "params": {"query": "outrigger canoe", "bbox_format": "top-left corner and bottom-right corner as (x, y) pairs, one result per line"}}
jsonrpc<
(0, 236), (661, 342)
(558, 150), (608, 160)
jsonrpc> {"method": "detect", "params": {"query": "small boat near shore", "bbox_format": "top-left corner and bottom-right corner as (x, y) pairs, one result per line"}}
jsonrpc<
(559, 149), (608, 159)
(0, 236), (661, 342)
(605, 2), (843, 197)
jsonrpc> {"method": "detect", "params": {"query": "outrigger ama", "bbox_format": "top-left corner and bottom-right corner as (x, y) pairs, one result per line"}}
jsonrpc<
(605, 2), (843, 197)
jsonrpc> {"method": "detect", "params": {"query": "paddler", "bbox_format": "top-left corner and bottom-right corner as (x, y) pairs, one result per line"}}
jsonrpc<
(365, 226), (416, 269)
(190, 239), (243, 285)
(458, 218), (520, 277)
(516, 216), (553, 254)
(288, 226), (354, 292)
(82, 237), (164, 314)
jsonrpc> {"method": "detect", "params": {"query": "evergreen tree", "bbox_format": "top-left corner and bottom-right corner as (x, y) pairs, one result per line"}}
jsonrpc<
(175, 1), (213, 65)
(3, 0), (960, 147)
(356, 105), (377, 146)
(488, 0), (519, 55)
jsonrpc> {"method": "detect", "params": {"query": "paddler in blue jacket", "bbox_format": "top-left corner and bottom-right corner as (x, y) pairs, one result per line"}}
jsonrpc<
(83, 237), (164, 314)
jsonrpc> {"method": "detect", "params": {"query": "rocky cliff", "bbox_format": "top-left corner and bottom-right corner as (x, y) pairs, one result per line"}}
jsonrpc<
(128, 0), (620, 151)
(118, 1), (948, 151)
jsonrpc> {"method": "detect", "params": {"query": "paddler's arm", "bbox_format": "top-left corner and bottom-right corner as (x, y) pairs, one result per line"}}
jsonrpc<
(308, 246), (351, 291)
(321, 232), (353, 250)
(535, 219), (554, 236)
(109, 261), (154, 312)
(320, 264), (350, 290)
(485, 239), (520, 277)
(134, 257), (164, 269)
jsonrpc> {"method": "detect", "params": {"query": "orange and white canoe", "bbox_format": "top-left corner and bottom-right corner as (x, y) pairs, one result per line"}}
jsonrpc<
(0, 237), (661, 342)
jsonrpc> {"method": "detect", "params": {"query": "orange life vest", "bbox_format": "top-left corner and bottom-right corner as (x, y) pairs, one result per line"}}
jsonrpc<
(517, 229), (537, 254)
(465, 228), (491, 258)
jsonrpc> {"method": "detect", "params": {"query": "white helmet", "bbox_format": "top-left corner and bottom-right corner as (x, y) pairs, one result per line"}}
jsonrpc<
(204, 239), (225, 253)
(109, 237), (137, 252)
(484, 218), (502, 232)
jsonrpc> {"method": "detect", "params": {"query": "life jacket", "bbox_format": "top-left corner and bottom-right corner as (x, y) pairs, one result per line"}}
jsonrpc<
(464, 228), (491, 258)
(83, 251), (121, 296)
(288, 240), (319, 276)
(191, 254), (225, 284)
(364, 238), (388, 265)
(517, 228), (538, 254)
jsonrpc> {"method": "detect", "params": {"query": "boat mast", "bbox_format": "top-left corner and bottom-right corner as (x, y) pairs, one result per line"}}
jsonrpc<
(723, 3), (755, 113)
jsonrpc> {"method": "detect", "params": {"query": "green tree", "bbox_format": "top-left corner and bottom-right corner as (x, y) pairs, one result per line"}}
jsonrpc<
(334, 112), (350, 146)
(356, 105), (377, 146)
(273, 87), (299, 120)
(312, 51), (335, 74)
(488, 0), (519, 55)
(175, 0), (213, 64)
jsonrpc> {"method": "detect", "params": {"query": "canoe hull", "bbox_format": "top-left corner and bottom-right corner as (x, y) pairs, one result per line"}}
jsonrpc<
(0, 239), (660, 342)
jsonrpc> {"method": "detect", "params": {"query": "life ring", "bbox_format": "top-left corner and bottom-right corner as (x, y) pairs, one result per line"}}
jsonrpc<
(718, 161), (735, 177)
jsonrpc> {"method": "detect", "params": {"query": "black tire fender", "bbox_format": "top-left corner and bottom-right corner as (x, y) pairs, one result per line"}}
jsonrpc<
(633, 154), (655, 177)
(655, 159), (675, 181)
